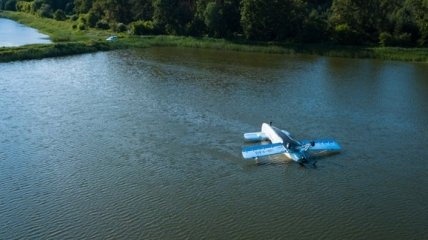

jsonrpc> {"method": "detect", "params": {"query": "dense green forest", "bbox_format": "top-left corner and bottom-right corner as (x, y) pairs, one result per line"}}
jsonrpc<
(1, 0), (428, 47)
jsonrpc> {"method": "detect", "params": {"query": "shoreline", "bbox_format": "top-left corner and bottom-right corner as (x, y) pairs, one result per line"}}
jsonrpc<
(1, 11), (428, 63)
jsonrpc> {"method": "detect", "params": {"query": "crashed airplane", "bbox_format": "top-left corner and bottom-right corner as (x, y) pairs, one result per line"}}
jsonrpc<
(242, 123), (341, 164)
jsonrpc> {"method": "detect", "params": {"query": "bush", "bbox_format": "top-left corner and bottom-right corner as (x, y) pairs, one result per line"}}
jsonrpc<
(16, 1), (31, 12)
(53, 9), (66, 21)
(130, 20), (156, 35)
(37, 3), (52, 18)
(115, 22), (127, 32)
(95, 20), (110, 29)
(78, 23), (86, 30)
(395, 33), (413, 47)
(30, 0), (43, 13)
(379, 32), (394, 47)
(204, 2), (224, 37)
(4, 0), (16, 11)
(379, 32), (413, 47)
(86, 11), (99, 28)
(70, 14), (78, 21)
(333, 24), (361, 45)
(78, 15), (87, 25)
(186, 18), (205, 36)
(298, 10), (328, 43)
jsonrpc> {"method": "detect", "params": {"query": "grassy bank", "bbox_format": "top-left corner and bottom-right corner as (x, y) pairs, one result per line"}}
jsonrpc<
(121, 36), (428, 62)
(0, 41), (111, 63)
(1, 11), (428, 63)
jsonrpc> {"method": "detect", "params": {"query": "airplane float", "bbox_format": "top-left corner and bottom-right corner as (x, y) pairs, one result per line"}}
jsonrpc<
(242, 122), (341, 165)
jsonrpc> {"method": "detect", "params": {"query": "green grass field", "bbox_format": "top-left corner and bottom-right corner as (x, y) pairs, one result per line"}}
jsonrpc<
(1, 11), (428, 63)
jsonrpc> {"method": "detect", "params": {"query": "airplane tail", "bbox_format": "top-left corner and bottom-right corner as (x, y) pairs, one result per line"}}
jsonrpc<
(243, 132), (268, 142)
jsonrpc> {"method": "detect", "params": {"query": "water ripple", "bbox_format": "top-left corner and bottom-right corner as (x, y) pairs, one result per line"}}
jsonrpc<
(1, 49), (427, 239)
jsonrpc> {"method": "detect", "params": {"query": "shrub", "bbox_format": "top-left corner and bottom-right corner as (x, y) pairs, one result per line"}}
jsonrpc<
(115, 22), (127, 32)
(333, 24), (360, 45)
(16, 1), (31, 12)
(204, 2), (224, 37)
(53, 9), (66, 21)
(78, 23), (86, 30)
(95, 20), (110, 29)
(395, 33), (413, 47)
(37, 3), (52, 18)
(4, 0), (16, 11)
(30, 0), (43, 13)
(379, 32), (413, 47)
(379, 32), (394, 47)
(70, 14), (78, 21)
(86, 11), (99, 28)
(78, 15), (87, 25)
(130, 20), (156, 35)
(298, 10), (328, 43)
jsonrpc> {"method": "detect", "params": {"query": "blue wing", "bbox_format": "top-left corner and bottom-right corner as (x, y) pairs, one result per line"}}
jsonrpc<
(242, 143), (286, 160)
(300, 139), (341, 151)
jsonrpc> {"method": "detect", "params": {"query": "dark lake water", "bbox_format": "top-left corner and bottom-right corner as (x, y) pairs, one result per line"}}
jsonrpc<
(0, 18), (51, 47)
(1, 48), (427, 239)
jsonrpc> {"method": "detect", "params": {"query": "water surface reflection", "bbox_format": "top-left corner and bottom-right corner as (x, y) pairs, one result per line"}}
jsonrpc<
(0, 18), (51, 47)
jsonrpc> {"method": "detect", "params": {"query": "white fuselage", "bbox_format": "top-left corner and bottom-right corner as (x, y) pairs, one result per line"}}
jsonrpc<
(261, 123), (306, 162)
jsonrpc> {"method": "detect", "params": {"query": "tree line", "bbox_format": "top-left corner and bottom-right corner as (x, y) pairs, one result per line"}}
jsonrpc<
(1, 0), (428, 47)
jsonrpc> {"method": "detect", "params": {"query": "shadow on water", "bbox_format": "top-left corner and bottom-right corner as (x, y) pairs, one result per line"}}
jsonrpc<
(241, 148), (347, 171)
(242, 157), (319, 170)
